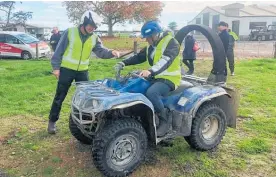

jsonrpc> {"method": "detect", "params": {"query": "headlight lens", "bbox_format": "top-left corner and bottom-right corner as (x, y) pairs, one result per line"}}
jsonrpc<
(84, 99), (101, 109)
(92, 100), (99, 108)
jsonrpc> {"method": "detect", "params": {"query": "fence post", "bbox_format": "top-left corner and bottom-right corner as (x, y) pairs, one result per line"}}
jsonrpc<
(257, 41), (260, 58)
(274, 42), (276, 59)
(36, 43), (39, 59)
(134, 40), (138, 54)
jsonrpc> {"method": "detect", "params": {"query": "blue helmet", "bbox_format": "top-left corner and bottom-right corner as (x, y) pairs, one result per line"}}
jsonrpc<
(141, 21), (162, 38)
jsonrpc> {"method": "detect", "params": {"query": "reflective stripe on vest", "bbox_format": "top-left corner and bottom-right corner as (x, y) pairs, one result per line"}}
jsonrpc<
(146, 34), (181, 88)
(61, 27), (97, 71)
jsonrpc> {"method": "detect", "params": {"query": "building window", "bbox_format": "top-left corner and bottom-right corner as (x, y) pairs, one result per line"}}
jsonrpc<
(249, 22), (267, 29)
(212, 15), (220, 30)
(196, 18), (201, 24)
(203, 13), (210, 27)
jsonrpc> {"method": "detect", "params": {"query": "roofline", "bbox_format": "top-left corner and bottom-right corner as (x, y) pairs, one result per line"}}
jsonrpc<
(0, 31), (25, 34)
(188, 6), (226, 24)
(252, 6), (276, 15)
(239, 9), (254, 15)
(188, 6), (276, 24)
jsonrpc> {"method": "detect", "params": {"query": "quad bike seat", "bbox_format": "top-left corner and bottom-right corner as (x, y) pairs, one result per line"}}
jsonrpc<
(167, 80), (194, 96)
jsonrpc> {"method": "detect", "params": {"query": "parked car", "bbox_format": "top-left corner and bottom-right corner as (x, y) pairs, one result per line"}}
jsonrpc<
(129, 32), (141, 38)
(0, 31), (51, 59)
(249, 25), (276, 41)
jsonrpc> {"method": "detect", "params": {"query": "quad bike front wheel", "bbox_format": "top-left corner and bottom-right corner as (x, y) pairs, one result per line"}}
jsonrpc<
(184, 103), (226, 151)
(92, 118), (147, 177)
(69, 115), (93, 145)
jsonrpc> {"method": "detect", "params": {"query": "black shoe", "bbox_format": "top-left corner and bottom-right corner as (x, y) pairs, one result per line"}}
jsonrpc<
(157, 118), (169, 137)
(47, 120), (56, 134)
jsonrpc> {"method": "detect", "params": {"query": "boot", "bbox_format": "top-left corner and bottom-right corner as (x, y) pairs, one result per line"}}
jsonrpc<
(47, 120), (56, 134)
(156, 111), (169, 137)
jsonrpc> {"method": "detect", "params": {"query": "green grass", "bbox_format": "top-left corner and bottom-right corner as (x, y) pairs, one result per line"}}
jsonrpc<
(237, 137), (272, 154)
(0, 58), (276, 177)
(101, 37), (147, 51)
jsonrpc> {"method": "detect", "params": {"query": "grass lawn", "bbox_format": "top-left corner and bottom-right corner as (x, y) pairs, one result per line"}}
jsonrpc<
(0, 58), (276, 177)
(101, 37), (147, 51)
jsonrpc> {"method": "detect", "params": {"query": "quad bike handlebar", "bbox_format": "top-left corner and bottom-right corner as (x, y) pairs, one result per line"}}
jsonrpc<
(115, 67), (151, 83)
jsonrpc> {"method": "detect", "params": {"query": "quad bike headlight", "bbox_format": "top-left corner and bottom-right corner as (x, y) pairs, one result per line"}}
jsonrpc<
(84, 99), (101, 109)
(92, 100), (100, 108)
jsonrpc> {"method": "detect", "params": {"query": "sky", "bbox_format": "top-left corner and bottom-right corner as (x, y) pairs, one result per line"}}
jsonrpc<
(3, 1), (276, 31)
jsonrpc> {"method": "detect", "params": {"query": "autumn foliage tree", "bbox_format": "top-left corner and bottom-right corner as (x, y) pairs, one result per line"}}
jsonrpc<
(63, 1), (164, 36)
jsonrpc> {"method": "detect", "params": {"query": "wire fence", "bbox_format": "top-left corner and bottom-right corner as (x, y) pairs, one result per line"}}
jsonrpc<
(194, 40), (276, 59)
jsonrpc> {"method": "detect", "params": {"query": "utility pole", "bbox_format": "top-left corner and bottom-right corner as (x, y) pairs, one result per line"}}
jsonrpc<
(274, 42), (276, 59)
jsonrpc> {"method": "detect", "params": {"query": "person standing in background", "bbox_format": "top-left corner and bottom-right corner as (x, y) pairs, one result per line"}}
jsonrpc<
(182, 34), (196, 75)
(218, 21), (230, 76)
(50, 27), (61, 52)
(226, 24), (239, 76)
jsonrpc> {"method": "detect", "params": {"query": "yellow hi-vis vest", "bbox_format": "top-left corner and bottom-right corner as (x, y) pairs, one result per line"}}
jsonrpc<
(146, 34), (181, 88)
(61, 27), (97, 71)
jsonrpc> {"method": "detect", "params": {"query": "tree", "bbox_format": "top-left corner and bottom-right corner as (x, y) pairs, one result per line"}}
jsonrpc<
(12, 11), (33, 28)
(168, 22), (177, 31)
(63, 1), (164, 36)
(0, 1), (32, 29)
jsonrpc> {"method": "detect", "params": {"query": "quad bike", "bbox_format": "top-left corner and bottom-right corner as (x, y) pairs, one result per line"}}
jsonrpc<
(69, 25), (239, 177)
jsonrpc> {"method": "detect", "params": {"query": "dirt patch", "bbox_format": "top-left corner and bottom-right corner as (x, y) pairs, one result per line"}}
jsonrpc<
(0, 115), (46, 137)
(132, 158), (171, 177)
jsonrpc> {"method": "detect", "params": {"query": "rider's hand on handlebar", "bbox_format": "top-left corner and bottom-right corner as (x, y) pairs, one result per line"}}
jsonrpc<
(112, 50), (120, 58)
(139, 70), (151, 78)
(114, 62), (125, 71)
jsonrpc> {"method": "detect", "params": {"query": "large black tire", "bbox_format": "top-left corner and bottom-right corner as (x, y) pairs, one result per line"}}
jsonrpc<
(92, 118), (147, 177)
(184, 103), (226, 151)
(69, 115), (93, 145)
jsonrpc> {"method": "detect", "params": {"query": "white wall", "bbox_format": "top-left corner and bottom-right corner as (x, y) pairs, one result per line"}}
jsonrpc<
(43, 28), (51, 34)
(238, 17), (276, 36)
(16, 25), (25, 32)
(188, 8), (276, 37)
(189, 7), (222, 28)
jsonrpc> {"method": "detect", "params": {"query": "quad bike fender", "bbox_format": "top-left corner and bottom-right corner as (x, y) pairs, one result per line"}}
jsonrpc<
(107, 92), (158, 144)
(174, 85), (237, 136)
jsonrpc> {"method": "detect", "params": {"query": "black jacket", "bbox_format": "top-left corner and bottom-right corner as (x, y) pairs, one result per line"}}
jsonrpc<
(183, 35), (196, 60)
(219, 30), (230, 53)
(122, 31), (180, 77)
(50, 33), (61, 51)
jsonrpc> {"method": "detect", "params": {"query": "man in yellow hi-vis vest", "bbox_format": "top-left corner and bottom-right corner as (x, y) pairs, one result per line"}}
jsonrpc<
(115, 21), (181, 137)
(226, 23), (239, 76)
(48, 11), (120, 134)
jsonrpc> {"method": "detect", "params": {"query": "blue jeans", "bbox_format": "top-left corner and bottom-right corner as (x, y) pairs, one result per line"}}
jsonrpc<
(145, 81), (172, 113)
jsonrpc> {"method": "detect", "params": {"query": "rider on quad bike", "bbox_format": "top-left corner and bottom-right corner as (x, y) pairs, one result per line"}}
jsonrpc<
(115, 20), (181, 137)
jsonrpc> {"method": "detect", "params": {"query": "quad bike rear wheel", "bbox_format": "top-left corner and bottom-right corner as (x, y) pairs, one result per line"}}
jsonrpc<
(69, 115), (93, 145)
(92, 118), (147, 177)
(184, 103), (226, 151)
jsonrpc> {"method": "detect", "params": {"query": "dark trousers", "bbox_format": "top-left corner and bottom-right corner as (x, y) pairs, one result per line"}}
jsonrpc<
(51, 45), (57, 52)
(227, 49), (235, 73)
(183, 59), (194, 74)
(49, 67), (89, 122)
(145, 82), (172, 113)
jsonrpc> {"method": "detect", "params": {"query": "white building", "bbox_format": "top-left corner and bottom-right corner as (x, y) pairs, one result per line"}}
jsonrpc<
(0, 23), (52, 39)
(188, 3), (276, 39)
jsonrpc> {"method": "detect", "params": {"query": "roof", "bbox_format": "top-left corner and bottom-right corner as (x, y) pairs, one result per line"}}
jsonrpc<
(0, 31), (26, 35)
(26, 24), (52, 29)
(188, 3), (276, 24)
(0, 22), (52, 29)
(190, 3), (276, 23)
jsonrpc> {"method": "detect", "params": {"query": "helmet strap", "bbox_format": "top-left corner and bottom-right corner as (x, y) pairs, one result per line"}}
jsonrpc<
(152, 33), (162, 46)
(83, 25), (89, 35)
